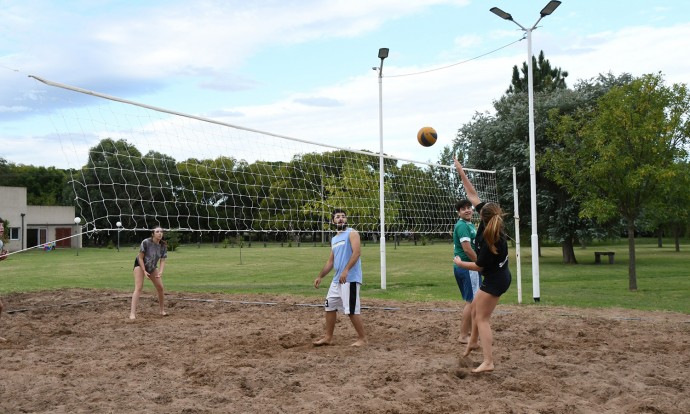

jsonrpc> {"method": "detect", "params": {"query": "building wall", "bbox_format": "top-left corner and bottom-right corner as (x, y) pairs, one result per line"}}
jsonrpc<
(27, 206), (80, 249)
(0, 186), (78, 252)
(0, 186), (28, 252)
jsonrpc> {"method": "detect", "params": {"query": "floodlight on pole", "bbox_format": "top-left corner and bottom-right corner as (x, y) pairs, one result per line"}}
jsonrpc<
(490, 1), (561, 303)
(116, 221), (123, 252)
(20, 213), (25, 250)
(375, 47), (388, 289)
(74, 217), (81, 256)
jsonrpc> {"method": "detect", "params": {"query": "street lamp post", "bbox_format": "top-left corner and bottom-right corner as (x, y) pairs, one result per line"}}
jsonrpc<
(20, 213), (25, 250)
(375, 47), (389, 290)
(116, 221), (122, 252)
(74, 217), (81, 256)
(490, 1), (561, 302)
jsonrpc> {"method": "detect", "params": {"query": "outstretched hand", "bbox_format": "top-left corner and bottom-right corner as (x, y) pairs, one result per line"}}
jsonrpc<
(453, 155), (463, 170)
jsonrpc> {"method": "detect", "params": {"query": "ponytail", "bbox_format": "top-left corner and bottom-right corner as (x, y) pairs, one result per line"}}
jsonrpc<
(480, 203), (505, 255)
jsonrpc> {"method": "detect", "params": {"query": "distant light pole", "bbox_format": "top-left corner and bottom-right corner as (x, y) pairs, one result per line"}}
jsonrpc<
(116, 221), (122, 252)
(374, 47), (389, 290)
(490, 1), (561, 303)
(74, 217), (81, 256)
(20, 213), (25, 250)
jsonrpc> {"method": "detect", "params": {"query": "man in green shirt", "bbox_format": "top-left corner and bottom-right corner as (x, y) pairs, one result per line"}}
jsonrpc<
(453, 200), (480, 343)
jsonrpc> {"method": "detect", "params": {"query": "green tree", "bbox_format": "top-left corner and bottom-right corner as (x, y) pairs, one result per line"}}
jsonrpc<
(639, 160), (690, 251)
(544, 73), (690, 290)
(507, 50), (569, 94)
(72, 138), (185, 232)
(453, 70), (632, 263)
(0, 158), (71, 206)
(390, 162), (452, 235)
(663, 161), (690, 251)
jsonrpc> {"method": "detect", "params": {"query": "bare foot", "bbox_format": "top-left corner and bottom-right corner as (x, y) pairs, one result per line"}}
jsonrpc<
(313, 338), (332, 346)
(129, 314), (136, 320)
(0, 336), (7, 342)
(350, 339), (367, 347)
(471, 361), (494, 373)
(459, 334), (470, 344)
(462, 342), (480, 357)
(160, 311), (168, 316)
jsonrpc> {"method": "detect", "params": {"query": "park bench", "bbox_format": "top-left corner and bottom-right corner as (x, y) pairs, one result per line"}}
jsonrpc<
(594, 251), (615, 264)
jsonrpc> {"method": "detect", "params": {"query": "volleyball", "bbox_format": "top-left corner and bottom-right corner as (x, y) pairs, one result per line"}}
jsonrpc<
(417, 126), (437, 147)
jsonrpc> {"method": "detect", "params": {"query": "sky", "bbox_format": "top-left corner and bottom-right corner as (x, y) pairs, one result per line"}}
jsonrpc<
(2, 0), (690, 170)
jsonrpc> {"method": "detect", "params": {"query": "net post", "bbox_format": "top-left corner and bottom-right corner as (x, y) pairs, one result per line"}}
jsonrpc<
(513, 167), (522, 304)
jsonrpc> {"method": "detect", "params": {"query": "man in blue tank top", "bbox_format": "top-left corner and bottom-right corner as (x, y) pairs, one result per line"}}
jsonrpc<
(313, 209), (367, 347)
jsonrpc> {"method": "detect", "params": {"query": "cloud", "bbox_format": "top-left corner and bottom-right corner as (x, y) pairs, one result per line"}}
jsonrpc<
(0, 105), (30, 113)
(293, 97), (343, 107)
(2, 1), (690, 169)
(0, 0), (471, 122)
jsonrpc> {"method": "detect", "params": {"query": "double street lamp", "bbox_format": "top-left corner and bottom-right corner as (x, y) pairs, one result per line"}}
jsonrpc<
(490, 1), (561, 302)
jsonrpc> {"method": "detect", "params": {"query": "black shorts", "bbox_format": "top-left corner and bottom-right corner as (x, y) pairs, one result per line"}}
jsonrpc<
(133, 258), (156, 274)
(480, 269), (512, 297)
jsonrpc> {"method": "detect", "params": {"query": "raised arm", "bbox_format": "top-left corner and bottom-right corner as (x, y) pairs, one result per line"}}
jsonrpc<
(453, 156), (481, 207)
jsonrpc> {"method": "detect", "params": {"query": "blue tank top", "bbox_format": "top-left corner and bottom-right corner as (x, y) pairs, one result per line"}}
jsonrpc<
(331, 228), (363, 283)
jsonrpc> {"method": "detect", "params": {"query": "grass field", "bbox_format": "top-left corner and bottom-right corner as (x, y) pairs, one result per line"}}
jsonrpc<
(1, 237), (688, 313)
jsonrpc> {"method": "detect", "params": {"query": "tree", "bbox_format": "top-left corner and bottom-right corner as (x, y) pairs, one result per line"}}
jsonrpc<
(452, 88), (592, 262)
(391, 162), (452, 235)
(643, 160), (690, 251)
(507, 50), (568, 94)
(0, 158), (71, 206)
(544, 73), (690, 290)
(454, 69), (634, 263)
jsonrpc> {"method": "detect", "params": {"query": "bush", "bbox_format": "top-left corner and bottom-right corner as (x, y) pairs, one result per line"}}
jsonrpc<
(166, 231), (181, 251)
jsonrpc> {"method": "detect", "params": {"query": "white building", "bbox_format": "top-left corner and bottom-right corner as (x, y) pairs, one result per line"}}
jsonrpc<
(0, 186), (81, 252)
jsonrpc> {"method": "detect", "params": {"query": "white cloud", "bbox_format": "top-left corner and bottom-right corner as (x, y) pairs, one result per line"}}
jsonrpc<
(2, 1), (690, 169)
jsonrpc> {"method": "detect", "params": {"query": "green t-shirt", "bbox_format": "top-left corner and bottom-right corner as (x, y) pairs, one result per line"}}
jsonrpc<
(453, 218), (476, 264)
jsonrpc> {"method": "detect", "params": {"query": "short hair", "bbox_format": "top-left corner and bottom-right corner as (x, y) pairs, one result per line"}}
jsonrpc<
(331, 208), (346, 219)
(455, 199), (472, 211)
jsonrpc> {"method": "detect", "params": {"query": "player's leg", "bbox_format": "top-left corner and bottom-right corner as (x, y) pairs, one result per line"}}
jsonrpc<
(470, 290), (500, 373)
(460, 302), (473, 343)
(148, 269), (167, 316)
(313, 311), (337, 346)
(130, 261), (146, 319)
(463, 303), (480, 355)
(347, 314), (366, 347)
(314, 281), (341, 346)
(342, 282), (367, 346)
(454, 267), (473, 343)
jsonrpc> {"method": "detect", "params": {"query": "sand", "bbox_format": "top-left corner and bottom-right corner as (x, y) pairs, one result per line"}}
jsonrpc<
(1, 289), (688, 413)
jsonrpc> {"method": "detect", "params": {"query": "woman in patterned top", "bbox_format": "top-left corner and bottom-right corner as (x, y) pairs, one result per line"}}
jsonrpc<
(129, 226), (168, 319)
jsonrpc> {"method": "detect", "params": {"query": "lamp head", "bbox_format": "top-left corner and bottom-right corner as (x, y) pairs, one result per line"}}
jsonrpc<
(378, 48), (389, 60)
(116, 221), (122, 228)
(490, 7), (512, 21)
(540, 1), (561, 16)
(74, 217), (81, 224)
